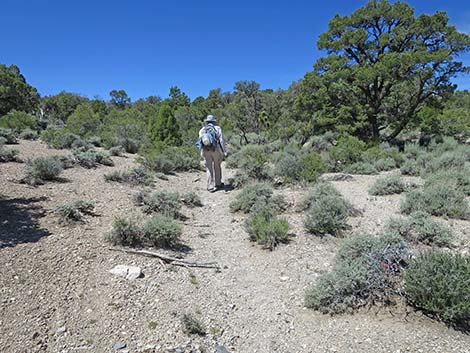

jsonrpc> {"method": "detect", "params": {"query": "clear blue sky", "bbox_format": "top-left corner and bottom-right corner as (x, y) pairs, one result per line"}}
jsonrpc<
(2, 0), (469, 101)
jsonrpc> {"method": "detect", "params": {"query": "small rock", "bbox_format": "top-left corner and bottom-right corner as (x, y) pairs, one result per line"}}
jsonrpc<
(109, 265), (142, 280)
(113, 342), (126, 350)
(280, 276), (289, 281)
(56, 326), (66, 335)
(216, 345), (231, 353)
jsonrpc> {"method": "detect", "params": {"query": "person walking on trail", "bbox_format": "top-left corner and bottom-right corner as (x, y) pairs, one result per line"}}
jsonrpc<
(196, 115), (227, 192)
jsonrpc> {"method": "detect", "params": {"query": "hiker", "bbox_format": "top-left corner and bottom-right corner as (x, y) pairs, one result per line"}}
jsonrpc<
(196, 115), (227, 192)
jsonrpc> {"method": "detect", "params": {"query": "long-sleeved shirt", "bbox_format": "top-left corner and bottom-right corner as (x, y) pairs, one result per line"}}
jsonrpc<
(198, 124), (227, 154)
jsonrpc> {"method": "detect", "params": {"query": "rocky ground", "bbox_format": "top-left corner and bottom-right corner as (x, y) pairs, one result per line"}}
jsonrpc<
(0, 140), (469, 353)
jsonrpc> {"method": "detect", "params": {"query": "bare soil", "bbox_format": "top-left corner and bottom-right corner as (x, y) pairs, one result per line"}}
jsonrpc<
(1, 140), (469, 353)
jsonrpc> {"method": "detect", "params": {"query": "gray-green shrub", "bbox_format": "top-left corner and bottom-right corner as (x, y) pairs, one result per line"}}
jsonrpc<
(0, 146), (20, 162)
(73, 149), (114, 168)
(405, 251), (470, 325)
(401, 181), (469, 219)
(181, 313), (206, 336)
(181, 192), (203, 207)
(106, 217), (142, 247)
(141, 191), (182, 219)
(0, 128), (17, 144)
(23, 156), (63, 185)
(306, 233), (409, 314)
(104, 166), (153, 186)
(385, 212), (453, 247)
(343, 162), (378, 175)
(142, 215), (182, 248)
(55, 200), (95, 223)
(229, 183), (285, 214)
(369, 175), (407, 196)
(245, 205), (289, 250)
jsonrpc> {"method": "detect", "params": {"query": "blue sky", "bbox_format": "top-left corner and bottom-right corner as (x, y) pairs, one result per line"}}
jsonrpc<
(1, 0), (469, 101)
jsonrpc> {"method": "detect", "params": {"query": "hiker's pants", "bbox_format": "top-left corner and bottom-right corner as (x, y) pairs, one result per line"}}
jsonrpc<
(202, 147), (224, 189)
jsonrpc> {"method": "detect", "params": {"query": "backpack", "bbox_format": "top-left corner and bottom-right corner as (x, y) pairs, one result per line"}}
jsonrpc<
(200, 125), (219, 149)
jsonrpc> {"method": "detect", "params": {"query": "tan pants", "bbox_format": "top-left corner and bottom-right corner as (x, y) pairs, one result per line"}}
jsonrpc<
(202, 147), (224, 189)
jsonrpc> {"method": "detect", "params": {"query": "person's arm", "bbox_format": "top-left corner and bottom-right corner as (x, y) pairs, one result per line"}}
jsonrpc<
(218, 127), (228, 156)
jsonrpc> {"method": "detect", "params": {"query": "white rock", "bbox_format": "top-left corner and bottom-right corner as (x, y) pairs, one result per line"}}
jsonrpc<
(109, 265), (142, 280)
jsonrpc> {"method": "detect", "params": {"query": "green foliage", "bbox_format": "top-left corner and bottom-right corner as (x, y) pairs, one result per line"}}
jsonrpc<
(329, 135), (367, 168)
(181, 313), (206, 336)
(385, 212), (453, 247)
(55, 200), (95, 223)
(0, 145), (19, 162)
(181, 192), (203, 208)
(343, 162), (378, 175)
(405, 251), (470, 325)
(229, 183), (285, 214)
(297, 182), (343, 212)
(41, 92), (89, 125)
(274, 150), (326, 183)
(0, 128), (18, 144)
(72, 149), (114, 168)
(0, 110), (37, 132)
(140, 191), (182, 219)
(0, 64), (40, 116)
(245, 205), (289, 250)
(304, 192), (349, 237)
(109, 89), (131, 109)
(66, 103), (101, 137)
(401, 180), (469, 219)
(40, 127), (92, 150)
(296, 1), (470, 141)
(228, 144), (272, 181)
(19, 128), (38, 140)
(100, 108), (147, 153)
(437, 91), (470, 137)
(306, 233), (409, 314)
(400, 159), (421, 176)
(148, 103), (181, 150)
(374, 157), (397, 171)
(142, 215), (182, 248)
(425, 169), (470, 196)
(23, 156), (63, 185)
(105, 217), (142, 247)
(104, 166), (154, 186)
(369, 175), (407, 196)
(109, 145), (125, 156)
(144, 146), (200, 174)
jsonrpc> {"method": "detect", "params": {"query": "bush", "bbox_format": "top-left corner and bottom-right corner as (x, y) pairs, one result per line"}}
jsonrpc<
(109, 145), (125, 156)
(401, 181), (469, 219)
(23, 156), (63, 185)
(425, 169), (470, 196)
(297, 182), (343, 211)
(245, 206), (289, 250)
(343, 162), (378, 175)
(423, 146), (469, 176)
(275, 151), (326, 184)
(181, 313), (206, 336)
(0, 128), (18, 144)
(19, 128), (38, 140)
(0, 110), (37, 132)
(0, 146), (20, 162)
(385, 212), (453, 247)
(142, 215), (182, 248)
(229, 183), (285, 214)
(306, 233), (409, 314)
(106, 217), (142, 247)
(369, 175), (407, 196)
(144, 146), (200, 174)
(226, 144), (272, 181)
(400, 159), (421, 176)
(141, 191), (182, 219)
(329, 134), (367, 169)
(55, 200), (95, 223)
(104, 166), (153, 186)
(304, 193), (349, 236)
(227, 172), (249, 189)
(405, 251), (470, 325)
(73, 149), (114, 168)
(87, 136), (102, 147)
(374, 157), (397, 171)
(181, 192), (203, 207)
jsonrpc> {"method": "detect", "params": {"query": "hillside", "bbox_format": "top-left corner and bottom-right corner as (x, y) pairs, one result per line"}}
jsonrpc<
(1, 139), (469, 353)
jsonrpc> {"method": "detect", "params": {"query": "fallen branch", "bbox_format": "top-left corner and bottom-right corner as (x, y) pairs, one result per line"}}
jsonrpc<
(108, 248), (220, 269)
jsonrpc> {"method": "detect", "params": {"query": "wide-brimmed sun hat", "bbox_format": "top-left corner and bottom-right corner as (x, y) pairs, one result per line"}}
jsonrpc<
(205, 115), (217, 124)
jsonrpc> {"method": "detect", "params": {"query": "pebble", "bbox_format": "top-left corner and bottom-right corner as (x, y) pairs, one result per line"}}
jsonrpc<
(109, 265), (142, 280)
(113, 342), (126, 350)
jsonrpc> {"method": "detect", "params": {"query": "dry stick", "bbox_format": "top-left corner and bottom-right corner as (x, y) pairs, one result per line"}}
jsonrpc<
(108, 248), (220, 269)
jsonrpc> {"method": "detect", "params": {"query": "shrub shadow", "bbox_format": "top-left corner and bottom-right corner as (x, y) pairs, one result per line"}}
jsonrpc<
(0, 196), (51, 249)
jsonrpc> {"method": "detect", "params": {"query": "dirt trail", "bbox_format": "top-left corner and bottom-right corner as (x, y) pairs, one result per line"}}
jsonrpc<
(1, 140), (469, 353)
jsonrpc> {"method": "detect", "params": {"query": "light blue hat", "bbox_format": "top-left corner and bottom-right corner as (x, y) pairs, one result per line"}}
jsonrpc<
(205, 115), (217, 124)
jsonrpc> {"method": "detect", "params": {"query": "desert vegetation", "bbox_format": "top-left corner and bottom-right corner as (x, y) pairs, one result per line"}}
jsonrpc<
(1, 0), (470, 351)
